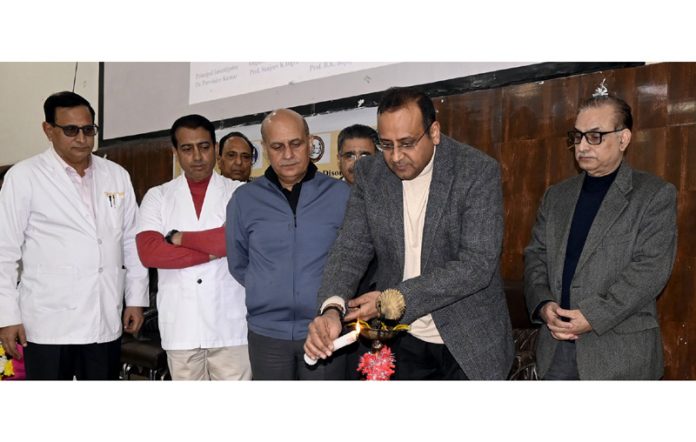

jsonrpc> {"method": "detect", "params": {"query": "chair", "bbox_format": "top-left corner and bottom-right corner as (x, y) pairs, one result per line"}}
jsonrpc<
(120, 269), (170, 380)
(504, 280), (540, 380)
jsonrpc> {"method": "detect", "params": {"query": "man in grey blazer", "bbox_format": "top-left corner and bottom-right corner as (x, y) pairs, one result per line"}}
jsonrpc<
(304, 86), (514, 380)
(524, 95), (677, 380)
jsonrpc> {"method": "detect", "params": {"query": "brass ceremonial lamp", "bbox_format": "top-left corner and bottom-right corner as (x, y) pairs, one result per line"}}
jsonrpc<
(348, 289), (409, 380)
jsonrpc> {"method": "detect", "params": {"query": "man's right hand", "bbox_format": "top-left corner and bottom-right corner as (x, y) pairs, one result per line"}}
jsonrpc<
(539, 302), (578, 341)
(0, 324), (27, 359)
(304, 310), (342, 361)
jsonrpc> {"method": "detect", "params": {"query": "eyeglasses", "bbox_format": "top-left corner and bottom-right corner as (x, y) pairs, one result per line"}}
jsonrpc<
(376, 123), (432, 151)
(567, 128), (623, 148)
(51, 123), (99, 137)
(340, 152), (372, 161)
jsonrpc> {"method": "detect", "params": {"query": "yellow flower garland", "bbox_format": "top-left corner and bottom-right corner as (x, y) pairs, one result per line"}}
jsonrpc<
(0, 346), (15, 380)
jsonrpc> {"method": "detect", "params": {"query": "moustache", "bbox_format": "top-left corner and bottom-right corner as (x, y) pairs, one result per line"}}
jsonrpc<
(278, 160), (300, 167)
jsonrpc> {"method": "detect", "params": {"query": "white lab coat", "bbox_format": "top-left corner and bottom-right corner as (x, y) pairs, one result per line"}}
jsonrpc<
(137, 172), (247, 350)
(0, 148), (149, 344)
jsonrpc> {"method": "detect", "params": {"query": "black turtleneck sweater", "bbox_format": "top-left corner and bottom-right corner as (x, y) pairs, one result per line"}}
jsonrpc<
(560, 166), (620, 310)
(264, 162), (318, 215)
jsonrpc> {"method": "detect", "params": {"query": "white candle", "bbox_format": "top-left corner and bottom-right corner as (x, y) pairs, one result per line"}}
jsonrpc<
(304, 330), (359, 366)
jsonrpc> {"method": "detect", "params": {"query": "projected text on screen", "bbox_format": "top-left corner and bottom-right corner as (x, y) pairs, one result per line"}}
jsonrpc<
(189, 62), (392, 104)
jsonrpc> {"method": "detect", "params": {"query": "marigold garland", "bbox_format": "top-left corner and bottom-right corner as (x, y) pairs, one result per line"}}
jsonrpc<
(0, 346), (14, 380)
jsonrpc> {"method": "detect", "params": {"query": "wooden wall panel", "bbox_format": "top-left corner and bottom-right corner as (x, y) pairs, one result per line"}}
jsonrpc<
(96, 136), (172, 203)
(437, 88), (503, 156)
(435, 62), (696, 379)
(667, 63), (696, 127)
(634, 65), (669, 130)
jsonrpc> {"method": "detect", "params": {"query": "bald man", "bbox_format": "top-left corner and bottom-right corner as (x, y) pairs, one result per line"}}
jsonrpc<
(226, 109), (350, 380)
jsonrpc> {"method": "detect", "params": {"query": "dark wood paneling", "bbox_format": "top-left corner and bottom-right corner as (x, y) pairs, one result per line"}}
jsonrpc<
(437, 88), (503, 152)
(667, 63), (696, 127)
(436, 62), (696, 379)
(0, 164), (11, 177)
(634, 64), (669, 130)
(681, 124), (696, 191)
(95, 136), (172, 203)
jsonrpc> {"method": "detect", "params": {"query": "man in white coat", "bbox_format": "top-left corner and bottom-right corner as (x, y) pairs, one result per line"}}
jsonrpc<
(0, 91), (149, 380)
(136, 114), (250, 380)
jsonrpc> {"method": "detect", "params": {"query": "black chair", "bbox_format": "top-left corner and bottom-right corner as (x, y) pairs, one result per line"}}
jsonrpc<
(504, 280), (540, 380)
(120, 269), (170, 380)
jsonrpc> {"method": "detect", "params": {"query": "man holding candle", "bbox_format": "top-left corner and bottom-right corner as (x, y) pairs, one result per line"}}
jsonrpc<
(305, 86), (514, 380)
(226, 109), (351, 380)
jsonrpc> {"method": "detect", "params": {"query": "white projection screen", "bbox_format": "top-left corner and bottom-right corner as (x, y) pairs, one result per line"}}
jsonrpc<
(102, 62), (528, 140)
(189, 62), (393, 105)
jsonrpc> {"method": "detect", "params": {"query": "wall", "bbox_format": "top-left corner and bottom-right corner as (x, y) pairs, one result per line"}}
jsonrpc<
(0, 62), (99, 166)
(435, 62), (696, 379)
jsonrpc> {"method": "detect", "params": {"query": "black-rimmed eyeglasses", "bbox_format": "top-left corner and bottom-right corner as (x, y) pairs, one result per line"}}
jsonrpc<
(377, 123), (433, 151)
(567, 128), (623, 148)
(340, 152), (372, 161)
(51, 123), (99, 137)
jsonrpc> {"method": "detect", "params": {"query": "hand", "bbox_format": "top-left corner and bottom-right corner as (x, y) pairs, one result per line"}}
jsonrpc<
(556, 307), (592, 336)
(0, 324), (27, 359)
(304, 310), (342, 361)
(171, 231), (183, 246)
(123, 306), (144, 335)
(539, 302), (578, 341)
(344, 290), (381, 322)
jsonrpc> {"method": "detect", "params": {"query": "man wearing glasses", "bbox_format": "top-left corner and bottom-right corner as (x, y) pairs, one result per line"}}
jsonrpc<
(335, 123), (378, 378)
(0, 91), (148, 379)
(305, 86), (514, 380)
(524, 95), (677, 379)
(218, 131), (257, 182)
(336, 124), (377, 185)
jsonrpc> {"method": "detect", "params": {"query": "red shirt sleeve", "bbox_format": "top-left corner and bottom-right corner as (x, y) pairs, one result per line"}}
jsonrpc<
(180, 226), (227, 258)
(136, 231), (210, 269)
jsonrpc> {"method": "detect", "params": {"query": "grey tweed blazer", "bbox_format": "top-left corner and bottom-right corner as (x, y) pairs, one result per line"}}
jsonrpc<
(318, 135), (514, 380)
(524, 161), (677, 379)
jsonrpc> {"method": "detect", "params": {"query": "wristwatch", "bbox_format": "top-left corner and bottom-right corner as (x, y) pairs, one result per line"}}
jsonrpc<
(321, 304), (345, 320)
(165, 229), (179, 245)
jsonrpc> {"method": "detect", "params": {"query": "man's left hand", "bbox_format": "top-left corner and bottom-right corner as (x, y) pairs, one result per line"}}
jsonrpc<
(123, 306), (145, 335)
(556, 307), (592, 336)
